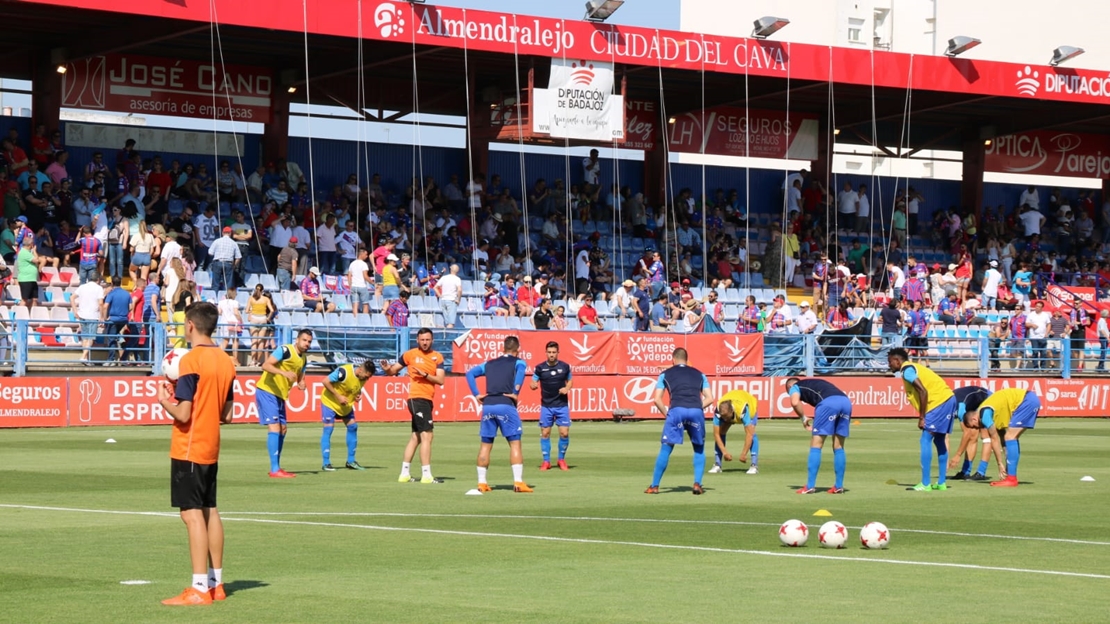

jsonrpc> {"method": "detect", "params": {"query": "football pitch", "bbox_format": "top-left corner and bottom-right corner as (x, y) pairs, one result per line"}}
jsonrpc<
(2, 419), (1108, 623)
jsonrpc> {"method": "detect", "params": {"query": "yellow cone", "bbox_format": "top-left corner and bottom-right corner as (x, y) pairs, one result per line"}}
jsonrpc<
(813, 509), (833, 517)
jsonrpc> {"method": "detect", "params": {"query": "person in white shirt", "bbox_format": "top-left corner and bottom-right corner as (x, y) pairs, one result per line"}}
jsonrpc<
(787, 179), (802, 214)
(347, 247), (373, 318)
(72, 279), (105, 363)
(1097, 309), (1109, 372)
(612, 279), (635, 317)
(765, 296), (794, 333)
(783, 169), (806, 191)
(1018, 206), (1045, 239)
(193, 205), (220, 269)
(981, 261), (1002, 309)
(574, 247), (591, 295)
(159, 233), (182, 278)
(278, 159), (304, 191)
(887, 261), (906, 299)
(336, 221), (360, 274)
(316, 215), (338, 274)
(434, 263), (463, 328)
(1025, 301), (1052, 370)
(837, 181), (857, 228)
(582, 149), (601, 193)
(217, 288), (243, 354)
(1019, 186), (1039, 211)
(246, 165), (265, 203)
(467, 174), (485, 211)
(906, 186), (922, 233)
(855, 183), (870, 234)
(795, 300), (818, 334)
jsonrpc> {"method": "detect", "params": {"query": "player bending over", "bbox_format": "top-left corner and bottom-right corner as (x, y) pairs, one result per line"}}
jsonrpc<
(963, 387), (1041, 488)
(709, 388), (760, 475)
(949, 385), (993, 481)
(785, 377), (852, 494)
(645, 348), (715, 495)
(319, 360), (376, 471)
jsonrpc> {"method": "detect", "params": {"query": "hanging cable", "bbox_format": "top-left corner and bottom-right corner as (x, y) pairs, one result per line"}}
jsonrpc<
(300, 0), (320, 274)
(461, 10), (479, 278)
(698, 34), (708, 290)
(409, 4), (429, 277)
(510, 15), (531, 275)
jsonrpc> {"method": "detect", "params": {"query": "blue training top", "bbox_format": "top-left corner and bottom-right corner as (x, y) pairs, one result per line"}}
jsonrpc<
(532, 359), (572, 408)
(655, 364), (710, 410)
(467, 355), (527, 406)
(789, 379), (847, 407)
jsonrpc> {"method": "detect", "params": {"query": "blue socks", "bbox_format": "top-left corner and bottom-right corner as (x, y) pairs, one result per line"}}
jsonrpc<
(833, 448), (846, 489)
(806, 447), (822, 489)
(321, 425), (334, 465)
(346, 422), (358, 464)
(977, 460), (989, 475)
(558, 436), (569, 460)
(961, 458), (972, 473)
(540, 437), (552, 461)
(934, 435), (948, 486)
(692, 444), (705, 484)
(715, 433), (727, 464)
(651, 444), (674, 487)
(919, 431), (933, 485)
(1006, 439), (1020, 476)
(751, 435), (760, 467)
(267, 431), (281, 472)
(278, 433), (286, 455)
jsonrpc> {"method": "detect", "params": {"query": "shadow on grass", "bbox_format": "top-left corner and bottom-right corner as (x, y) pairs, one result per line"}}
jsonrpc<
(224, 580), (269, 596)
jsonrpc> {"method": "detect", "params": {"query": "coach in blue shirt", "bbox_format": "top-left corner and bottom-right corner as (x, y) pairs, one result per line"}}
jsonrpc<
(646, 348), (714, 495)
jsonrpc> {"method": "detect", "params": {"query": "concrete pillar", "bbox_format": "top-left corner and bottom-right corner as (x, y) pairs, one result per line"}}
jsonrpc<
(31, 55), (62, 133)
(643, 117), (668, 208)
(262, 86), (291, 164)
(962, 137), (986, 219)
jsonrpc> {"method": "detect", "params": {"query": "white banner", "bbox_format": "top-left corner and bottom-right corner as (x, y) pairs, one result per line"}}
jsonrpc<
(64, 123), (245, 156)
(532, 59), (622, 141)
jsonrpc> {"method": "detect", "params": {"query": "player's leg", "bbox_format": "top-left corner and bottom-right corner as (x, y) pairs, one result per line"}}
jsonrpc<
(182, 509), (211, 591)
(539, 406), (553, 469)
(343, 415), (362, 469)
(476, 408), (497, 491)
(711, 415), (726, 471)
(950, 425), (976, 478)
(974, 431), (993, 479)
(747, 424), (759, 473)
(164, 459), (214, 605)
(412, 399), (438, 482)
(686, 411), (706, 493)
(320, 407), (336, 470)
(399, 432), (419, 482)
(1003, 427), (1026, 478)
(502, 407), (530, 491)
(804, 434), (826, 492)
(417, 431), (436, 481)
(829, 403), (851, 492)
(203, 507), (225, 599)
(555, 407), (571, 470)
(267, 423), (283, 474)
(650, 413), (683, 490)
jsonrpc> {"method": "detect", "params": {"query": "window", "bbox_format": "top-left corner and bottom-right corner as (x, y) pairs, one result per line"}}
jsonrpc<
(925, 17), (936, 35)
(847, 17), (865, 44)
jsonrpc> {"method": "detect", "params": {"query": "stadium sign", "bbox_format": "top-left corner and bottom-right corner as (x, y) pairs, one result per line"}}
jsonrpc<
(985, 130), (1110, 179)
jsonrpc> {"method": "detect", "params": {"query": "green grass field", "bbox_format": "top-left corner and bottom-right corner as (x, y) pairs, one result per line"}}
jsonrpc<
(2, 419), (1109, 623)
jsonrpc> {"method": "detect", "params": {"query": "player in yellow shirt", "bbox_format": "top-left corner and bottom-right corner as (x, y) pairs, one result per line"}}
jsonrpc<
(963, 387), (1041, 488)
(888, 347), (957, 492)
(709, 389), (760, 475)
(319, 360), (376, 472)
(256, 329), (312, 478)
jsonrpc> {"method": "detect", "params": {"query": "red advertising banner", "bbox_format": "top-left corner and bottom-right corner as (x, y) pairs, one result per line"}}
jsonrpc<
(26, 1), (1110, 107)
(450, 330), (764, 376)
(0, 378), (67, 428)
(1044, 284), (1096, 307)
(0, 373), (1105, 428)
(623, 100), (657, 151)
(667, 107), (819, 160)
(61, 54), (273, 123)
(985, 131), (1110, 179)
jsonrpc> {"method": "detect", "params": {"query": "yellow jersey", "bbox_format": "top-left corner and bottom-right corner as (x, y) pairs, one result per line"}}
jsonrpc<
(321, 364), (365, 417)
(717, 389), (758, 426)
(257, 343), (307, 400)
(978, 388), (1027, 430)
(900, 361), (954, 413)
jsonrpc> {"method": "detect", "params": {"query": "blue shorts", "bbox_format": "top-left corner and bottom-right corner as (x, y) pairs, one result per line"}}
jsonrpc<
(382, 285), (400, 299)
(256, 389), (287, 425)
(130, 252), (151, 267)
(924, 396), (958, 434)
(539, 406), (571, 429)
(1009, 393), (1041, 429)
(662, 407), (706, 446)
(480, 403), (523, 443)
(813, 395), (853, 437)
(321, 405), (354, 424)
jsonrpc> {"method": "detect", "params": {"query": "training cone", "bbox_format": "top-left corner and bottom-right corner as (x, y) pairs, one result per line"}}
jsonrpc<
(1080, 476), (1096, 482)
(465, 489), (483, 496)
(852, 420), (861, 425)
(885, 479), (898, 485)
(105, 438), (116, 444)
(813, 509), (833, 517)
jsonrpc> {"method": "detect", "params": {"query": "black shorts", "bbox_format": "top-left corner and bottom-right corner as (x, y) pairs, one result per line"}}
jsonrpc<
(171, 458), (218, 510)
(408, 398), (434, 433)
(19, 281), (38, 301)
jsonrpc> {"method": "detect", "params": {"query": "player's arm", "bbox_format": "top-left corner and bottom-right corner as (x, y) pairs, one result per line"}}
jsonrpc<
(700, 375), (714, 409)
(221, 385), (234, 424)
(714, 421), (731, 461)
(466, 363), (486, 401)
(738, 407), (756, 462)
(262, 347), (295, 382)
(159, 372), (198, 424)
(652, 373), (667, 416)
(380, 353), (407, 376)
(788, 388), (808, 426)
(529, 370), (540, 391)
(425, 365), (446, 386)
(561, 370), (572, 395)
(323, 368), (348, 405)
(507, 360), (527, 404)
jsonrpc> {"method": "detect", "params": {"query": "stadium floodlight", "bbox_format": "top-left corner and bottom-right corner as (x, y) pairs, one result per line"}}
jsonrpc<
(584, 0), (624, 22)
(751, 16), (789, 40)
(944, 36), (981, 57)
(1050, 46), (1085, 67)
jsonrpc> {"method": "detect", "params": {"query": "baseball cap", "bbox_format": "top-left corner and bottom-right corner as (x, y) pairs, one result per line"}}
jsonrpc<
(948, 263), (957, 271)
(222, 226), (232, 234)
(523, 276), (532, 283)
(16, 215), (27, 223)
(289, 236), (298, 244)
(682, 278), (691, 285)
(670, 281), (680, 289)
(990, 260), (998, 267)
(387, 253), (399, 261)
(308, 266), (320, 276)
(799, 301), (811, 307)
(622, 279), (635, 288)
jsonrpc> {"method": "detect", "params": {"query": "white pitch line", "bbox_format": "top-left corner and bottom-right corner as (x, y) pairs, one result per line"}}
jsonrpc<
(2, 504), (1108, 580)
(216, 511), (1110, 547)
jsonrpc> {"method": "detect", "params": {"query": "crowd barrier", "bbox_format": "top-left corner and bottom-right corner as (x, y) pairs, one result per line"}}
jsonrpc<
(1, 374), (1105, 429)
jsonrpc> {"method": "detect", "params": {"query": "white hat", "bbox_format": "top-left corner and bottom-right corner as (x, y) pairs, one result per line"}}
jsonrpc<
(308, 266), (320, 276)
(387, 253), (399, 262)
(948, 263), (957, 271)
(989, 260), (998, 267)
(799, 300), (811, 307)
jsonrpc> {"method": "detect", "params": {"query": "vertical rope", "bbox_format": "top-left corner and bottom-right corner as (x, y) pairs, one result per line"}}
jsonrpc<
(301, 0), (320, 273)
(461, 10), (479, 277)
(510, 15), (531, 271)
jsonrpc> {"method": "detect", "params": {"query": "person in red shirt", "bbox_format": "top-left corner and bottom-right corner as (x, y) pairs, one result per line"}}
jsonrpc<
(157, 301), (237, 606)
(2, 138), (29, 175)
(122, 277), (147, 363)
(577, 296), (603, 330)
(516, 275), (539, 316)
(30, 124), (52, 165)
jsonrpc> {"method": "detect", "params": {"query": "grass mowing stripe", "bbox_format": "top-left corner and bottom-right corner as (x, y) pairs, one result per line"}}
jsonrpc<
(4, 504), (1109, 580)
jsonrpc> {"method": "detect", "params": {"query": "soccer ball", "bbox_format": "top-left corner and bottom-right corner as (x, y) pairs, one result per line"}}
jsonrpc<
(161, 348), (190, 382)
(778, 519), (808, 547)
(818, 521), (848, 549)
(860, 522), (891, 549)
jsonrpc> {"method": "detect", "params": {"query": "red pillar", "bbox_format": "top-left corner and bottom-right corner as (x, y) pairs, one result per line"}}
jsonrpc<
(962, 137), (986, 219)
(811, 116), (832, 192)
(262, 86), (291, 164)
(32, 55), (62, 134)
(466, 66), (490, 179)
(643, 116), (668, 208)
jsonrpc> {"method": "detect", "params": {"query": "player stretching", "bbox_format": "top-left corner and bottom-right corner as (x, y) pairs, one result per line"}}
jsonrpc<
(256, 328), (312, 478)
(319, 360), (375, 472)
(785, 378), (852, 494)
(381, 328), (446, 484)
(158, 302), (237, 605)
(709, 388), (760, 475)
(646, 348), (715, 495)
(530, 341), (572, 471)
(888, 347), (957, 492)
(949, 385), (992, 481)
(466, 335), (532, 492)
(965, 387), (1041, 488)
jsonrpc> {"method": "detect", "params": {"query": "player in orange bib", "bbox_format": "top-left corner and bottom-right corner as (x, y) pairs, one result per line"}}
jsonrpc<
(158, 302), (237, 606)
(380, 328), (446, 484)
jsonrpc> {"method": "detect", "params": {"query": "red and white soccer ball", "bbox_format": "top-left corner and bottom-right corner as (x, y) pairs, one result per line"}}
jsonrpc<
(818, 521), (848, 549)
(860, 522), (891, 549)
(161, 348), (190, 382)
(778, 519), (809, 547)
